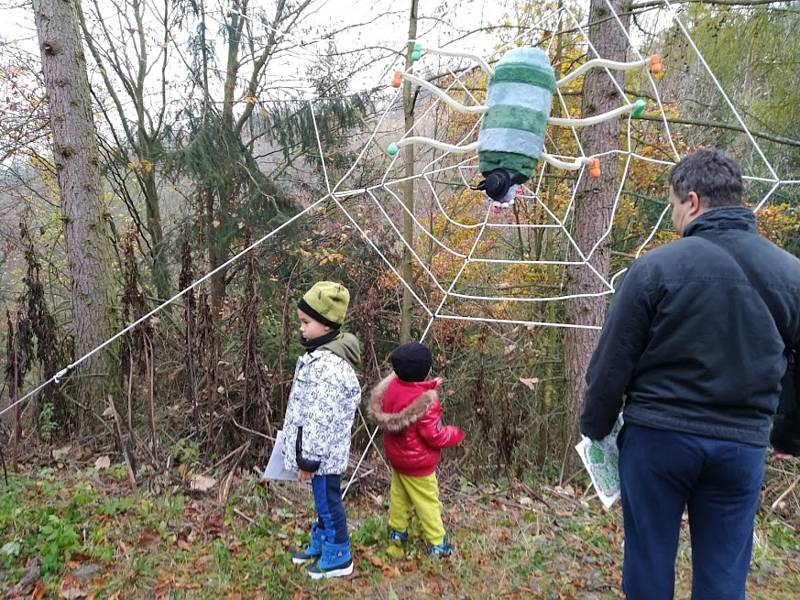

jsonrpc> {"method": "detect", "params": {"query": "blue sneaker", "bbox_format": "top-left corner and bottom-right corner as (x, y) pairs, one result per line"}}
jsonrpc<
(388, 529), (408, 545)
(428, 537), (453, 558)
(292, 523), (325, 564)
(307, 540), (354, 579)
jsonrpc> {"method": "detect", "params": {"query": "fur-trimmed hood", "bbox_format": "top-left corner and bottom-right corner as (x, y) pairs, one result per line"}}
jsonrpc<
(368, 374), (438, 432)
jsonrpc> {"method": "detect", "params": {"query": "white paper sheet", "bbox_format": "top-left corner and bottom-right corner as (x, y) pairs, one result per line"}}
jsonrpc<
(261, 430), (298, 481)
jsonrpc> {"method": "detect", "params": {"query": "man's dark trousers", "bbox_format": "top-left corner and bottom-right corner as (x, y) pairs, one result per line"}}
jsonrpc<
(619, 424), (766, 600)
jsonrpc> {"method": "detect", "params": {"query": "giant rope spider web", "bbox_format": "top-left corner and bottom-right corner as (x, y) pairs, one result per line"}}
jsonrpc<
(2, 0), (798, 496)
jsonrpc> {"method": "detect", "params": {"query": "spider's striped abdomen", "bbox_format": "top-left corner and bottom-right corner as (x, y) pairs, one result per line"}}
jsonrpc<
(478, 47), (555, 179)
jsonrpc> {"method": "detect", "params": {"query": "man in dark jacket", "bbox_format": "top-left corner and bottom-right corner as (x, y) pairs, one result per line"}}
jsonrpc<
(580, 149), (800, 600)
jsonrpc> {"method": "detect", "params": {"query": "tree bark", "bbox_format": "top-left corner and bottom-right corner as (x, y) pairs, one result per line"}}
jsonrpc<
(563, 0), (630, 463)
(33, 0), (116, 429)
(399, 0), (418, 344)
(141, 168), (170, 299)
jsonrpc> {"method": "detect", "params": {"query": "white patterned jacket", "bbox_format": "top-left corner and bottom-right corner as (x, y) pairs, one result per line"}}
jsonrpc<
(282, 333), (361, 476)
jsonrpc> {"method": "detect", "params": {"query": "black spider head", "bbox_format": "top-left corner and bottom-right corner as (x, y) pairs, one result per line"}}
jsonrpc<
(475, 169), (528, 202)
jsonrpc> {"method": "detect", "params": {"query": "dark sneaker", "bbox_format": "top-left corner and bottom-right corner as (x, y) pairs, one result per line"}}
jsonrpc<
(307, 540), (354, 579)
(388, 529), (408, 545)
(291, 523), (325, 565)
(428, 537), (453, 558)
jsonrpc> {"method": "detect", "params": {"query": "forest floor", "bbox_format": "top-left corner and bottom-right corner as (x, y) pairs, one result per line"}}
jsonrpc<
(1, 449), (799, 599)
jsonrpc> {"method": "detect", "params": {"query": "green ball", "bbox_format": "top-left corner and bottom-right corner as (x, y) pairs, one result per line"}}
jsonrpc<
(387, 143), (399, 156)
(414, 42), (422, 52)
(412, 50), (421, 61)
(632, 98), (646, 118)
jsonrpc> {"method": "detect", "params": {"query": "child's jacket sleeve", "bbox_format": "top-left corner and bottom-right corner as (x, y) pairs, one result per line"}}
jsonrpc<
(417, 398), (465, 450)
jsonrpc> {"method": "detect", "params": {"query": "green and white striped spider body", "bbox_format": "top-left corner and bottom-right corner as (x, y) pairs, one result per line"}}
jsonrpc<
(389, 44), (659, 210)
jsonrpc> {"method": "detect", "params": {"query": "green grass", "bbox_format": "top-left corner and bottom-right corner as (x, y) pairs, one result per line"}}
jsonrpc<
(0, 467), (798, 599)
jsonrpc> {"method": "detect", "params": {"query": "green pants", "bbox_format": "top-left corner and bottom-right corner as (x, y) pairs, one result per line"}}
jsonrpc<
(388, 471), (446, 545)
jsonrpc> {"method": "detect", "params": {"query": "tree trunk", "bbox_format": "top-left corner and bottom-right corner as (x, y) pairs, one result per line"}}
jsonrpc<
(563, 0), (630, 464)
(399, 0), (419, 343)
(33, 0), (116, 430)
(142, 169), (170, 300)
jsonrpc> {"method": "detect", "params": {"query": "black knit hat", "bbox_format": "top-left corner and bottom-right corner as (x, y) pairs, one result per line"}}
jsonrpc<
(390, 342), (432, 382)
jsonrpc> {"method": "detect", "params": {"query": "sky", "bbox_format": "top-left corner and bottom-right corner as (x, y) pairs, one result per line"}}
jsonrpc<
(0, 0), (516, 99)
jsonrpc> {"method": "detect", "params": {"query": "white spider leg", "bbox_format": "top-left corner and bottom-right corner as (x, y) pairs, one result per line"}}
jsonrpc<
(548, 100), (644, 128)
(420, 46), (495, 76)
(392, 137), (480, 154)
(541, 153), (594, 171)
(557, 56), (653, 87)
(399, 73), (488, 114)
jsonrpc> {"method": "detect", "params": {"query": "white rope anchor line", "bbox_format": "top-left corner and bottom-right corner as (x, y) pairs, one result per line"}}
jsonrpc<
(0, 84), (406, 422)
(0, 196), (327, 420)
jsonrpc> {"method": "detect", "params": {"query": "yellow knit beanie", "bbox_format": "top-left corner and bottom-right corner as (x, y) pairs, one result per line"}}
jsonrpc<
(298, 281), (350, 328)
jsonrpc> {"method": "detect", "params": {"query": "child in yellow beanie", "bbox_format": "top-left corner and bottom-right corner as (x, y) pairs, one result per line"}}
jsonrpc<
(282, 281), (361, 579)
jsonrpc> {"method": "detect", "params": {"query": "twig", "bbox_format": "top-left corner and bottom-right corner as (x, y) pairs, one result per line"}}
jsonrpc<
(218, 441), (251, 507)
(0, 443), (7, 485)
(203, 441), (251, 476)
(233, 507), (255, 524)
(769, 475), (800, 516)
(107, 397), (137, 489)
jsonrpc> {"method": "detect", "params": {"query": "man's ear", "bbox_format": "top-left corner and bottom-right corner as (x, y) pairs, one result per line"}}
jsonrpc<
(686, 191), (703, 216)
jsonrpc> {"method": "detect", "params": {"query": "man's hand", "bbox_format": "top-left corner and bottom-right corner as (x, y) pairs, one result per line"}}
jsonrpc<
(298, 469), (315, 482)
(772, 450), (795, 461)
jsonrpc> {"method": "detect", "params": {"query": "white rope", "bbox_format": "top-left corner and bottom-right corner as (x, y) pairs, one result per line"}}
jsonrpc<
(548, 101), (639, 128)
(447, 289), (616, 303)
(753, 181), (781, 213)
(541, 153), (594, 170)
(309, 104), (436, 316)
(435, 314), (602, 331)
(391, 137), (479, 154)
(599, 0), (681, 161)
(556, 56), (651, 87)
(396, 72), (488, 114)
(423, 46), (494, 77)
(5, 6), (788, 489)
(661, 0), (778, 180)
(0, 83), (404, 422)
(0, 196), (327, 420)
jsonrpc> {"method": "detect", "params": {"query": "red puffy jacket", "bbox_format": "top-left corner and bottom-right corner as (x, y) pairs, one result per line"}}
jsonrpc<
(368, 375), (464, 477)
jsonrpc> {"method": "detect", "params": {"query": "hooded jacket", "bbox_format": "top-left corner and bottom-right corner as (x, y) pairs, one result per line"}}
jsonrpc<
(580, 207), (800, 446)
(282, 332), (361, 475)
(369, 374), (464, 477)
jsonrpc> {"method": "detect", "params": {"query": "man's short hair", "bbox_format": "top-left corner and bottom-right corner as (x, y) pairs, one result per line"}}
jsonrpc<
(669, 149), (743, 208)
